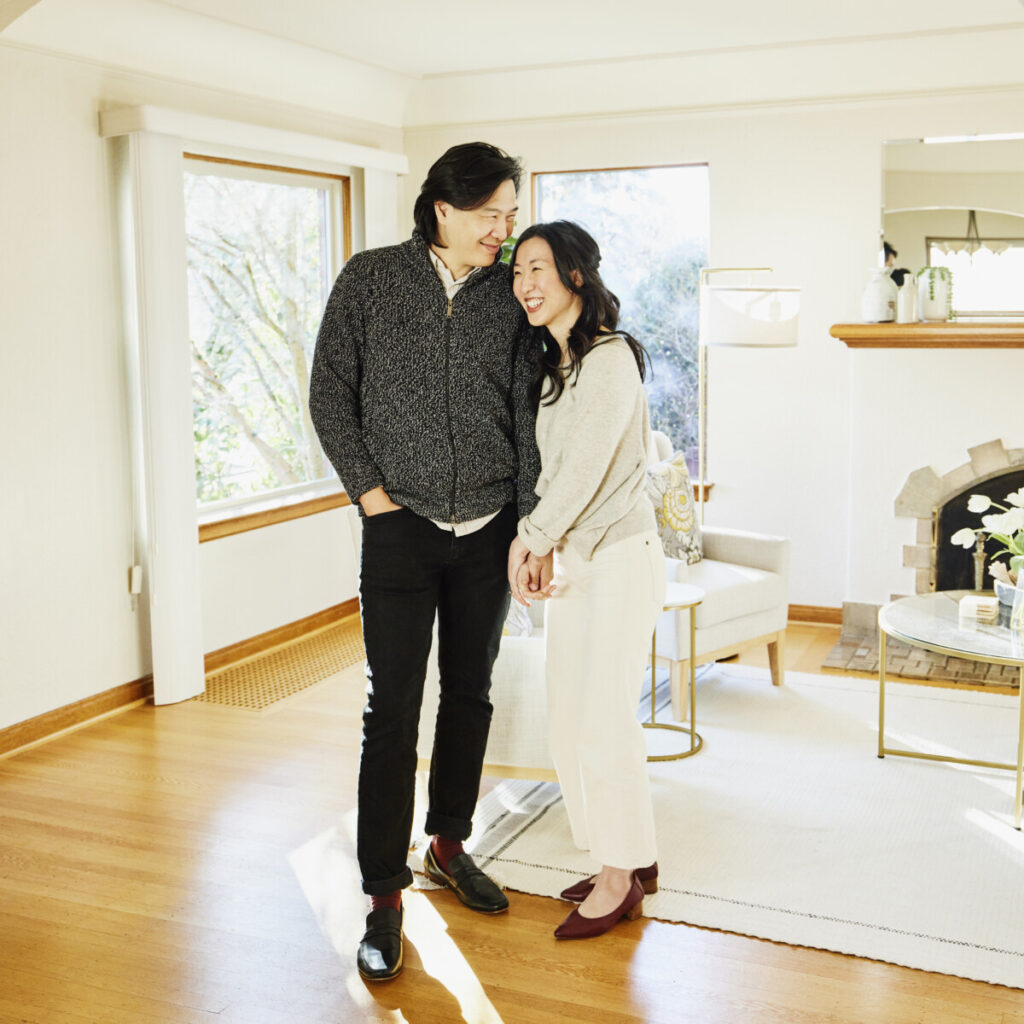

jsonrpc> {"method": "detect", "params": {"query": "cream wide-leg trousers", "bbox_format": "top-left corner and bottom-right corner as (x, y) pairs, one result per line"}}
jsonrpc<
(544, 530), (667, 870)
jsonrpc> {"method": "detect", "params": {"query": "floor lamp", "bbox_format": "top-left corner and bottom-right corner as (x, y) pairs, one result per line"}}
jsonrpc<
(697, 268), (801, 524)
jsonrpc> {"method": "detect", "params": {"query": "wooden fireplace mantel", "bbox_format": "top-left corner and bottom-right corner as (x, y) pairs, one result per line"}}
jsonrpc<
(830, 322), (1024, 349)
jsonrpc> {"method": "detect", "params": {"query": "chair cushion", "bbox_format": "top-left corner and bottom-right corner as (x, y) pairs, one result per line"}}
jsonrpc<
(685, 558), (786, 627)
(646, 452), (702, 564)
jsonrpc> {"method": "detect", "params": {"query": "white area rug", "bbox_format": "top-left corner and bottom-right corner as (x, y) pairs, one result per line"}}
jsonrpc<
(466, 666), (1024, 989)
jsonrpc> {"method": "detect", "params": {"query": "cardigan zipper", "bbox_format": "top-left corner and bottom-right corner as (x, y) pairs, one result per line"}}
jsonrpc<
(444, 296), (458, 523)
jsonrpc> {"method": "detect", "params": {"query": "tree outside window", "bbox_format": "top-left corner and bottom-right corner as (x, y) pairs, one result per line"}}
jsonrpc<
(184, 158), (347, 506)
(534, 165), (709, 470)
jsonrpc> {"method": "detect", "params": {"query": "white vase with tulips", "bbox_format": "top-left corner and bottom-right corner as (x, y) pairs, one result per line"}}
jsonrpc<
(951, 488), (1024, 601)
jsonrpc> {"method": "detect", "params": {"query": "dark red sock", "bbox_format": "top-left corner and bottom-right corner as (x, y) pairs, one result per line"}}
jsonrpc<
(370, 891), (402, 912)
(431, 835), (464, 873)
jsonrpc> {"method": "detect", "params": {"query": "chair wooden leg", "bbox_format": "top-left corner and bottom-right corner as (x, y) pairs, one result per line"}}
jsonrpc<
(767, 631), (785, 686)
(670, 659), (690, 721)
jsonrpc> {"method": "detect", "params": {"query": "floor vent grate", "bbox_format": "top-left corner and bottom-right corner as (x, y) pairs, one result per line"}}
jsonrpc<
(199, 617), (365, 711)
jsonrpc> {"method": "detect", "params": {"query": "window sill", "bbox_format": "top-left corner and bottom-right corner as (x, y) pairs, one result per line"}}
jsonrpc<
(198, 488), (352, 542)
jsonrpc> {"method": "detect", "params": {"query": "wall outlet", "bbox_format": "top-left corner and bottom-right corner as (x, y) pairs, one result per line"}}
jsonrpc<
(129, 565), (143, 594)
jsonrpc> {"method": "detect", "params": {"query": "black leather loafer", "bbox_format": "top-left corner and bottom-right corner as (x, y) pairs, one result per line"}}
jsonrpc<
(423, 845), (509, 914)
(356, 906), (403, 982)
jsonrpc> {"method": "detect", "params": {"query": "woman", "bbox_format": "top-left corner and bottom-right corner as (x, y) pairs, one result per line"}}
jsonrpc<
(507, 221), (666, 940)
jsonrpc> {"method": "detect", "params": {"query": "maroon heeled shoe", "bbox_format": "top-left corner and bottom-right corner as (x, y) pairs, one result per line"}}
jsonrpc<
(559, 862), (658, 902)
(553, 873), (644, 939)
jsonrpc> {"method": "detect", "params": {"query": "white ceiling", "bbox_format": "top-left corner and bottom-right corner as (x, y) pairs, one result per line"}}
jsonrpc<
(153, 0), (1024, 78)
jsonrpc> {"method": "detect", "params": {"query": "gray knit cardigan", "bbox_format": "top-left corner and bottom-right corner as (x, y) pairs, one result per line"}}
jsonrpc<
(309, 234), (540, 522)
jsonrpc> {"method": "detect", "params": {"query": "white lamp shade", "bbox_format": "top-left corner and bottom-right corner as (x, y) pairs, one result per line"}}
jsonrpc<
(700, 285), (800, 347)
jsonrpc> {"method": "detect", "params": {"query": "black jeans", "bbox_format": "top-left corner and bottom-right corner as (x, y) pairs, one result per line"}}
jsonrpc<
(356, 503), (515, 895)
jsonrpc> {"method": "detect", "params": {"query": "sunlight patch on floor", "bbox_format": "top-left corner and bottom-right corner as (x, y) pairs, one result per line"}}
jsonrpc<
(964, 803), (1024, 842)
(403, 890), (505, 1024)
(290, 825), (504, 1023)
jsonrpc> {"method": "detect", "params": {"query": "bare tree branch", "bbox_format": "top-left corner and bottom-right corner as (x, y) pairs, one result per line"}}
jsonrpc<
(191, 341), (299, 486)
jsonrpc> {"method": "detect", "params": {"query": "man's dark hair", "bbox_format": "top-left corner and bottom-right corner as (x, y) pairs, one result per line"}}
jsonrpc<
(414, 142), (523, 247)
(884, 241), (897, 260)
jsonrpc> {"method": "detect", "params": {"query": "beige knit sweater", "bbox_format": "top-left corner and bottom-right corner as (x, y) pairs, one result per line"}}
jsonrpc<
(517, 336), (656, 561)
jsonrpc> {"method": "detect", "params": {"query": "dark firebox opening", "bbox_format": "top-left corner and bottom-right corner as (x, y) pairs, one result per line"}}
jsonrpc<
(934, 468), (1024, 591)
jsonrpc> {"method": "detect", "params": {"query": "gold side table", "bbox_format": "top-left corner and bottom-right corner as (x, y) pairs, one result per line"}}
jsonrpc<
(646, 581), (705, 761)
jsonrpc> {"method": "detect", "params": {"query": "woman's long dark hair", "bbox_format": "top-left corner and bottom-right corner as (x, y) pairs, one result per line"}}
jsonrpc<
(511, 221), (649, 409)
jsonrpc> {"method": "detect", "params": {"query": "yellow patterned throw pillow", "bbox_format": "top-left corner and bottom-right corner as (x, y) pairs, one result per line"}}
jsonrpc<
(645, 451), (703, 564)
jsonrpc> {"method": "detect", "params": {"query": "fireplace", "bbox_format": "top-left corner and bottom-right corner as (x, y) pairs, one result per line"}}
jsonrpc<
(825, 438), (1024, 687)
(895, 439), (1024, 594)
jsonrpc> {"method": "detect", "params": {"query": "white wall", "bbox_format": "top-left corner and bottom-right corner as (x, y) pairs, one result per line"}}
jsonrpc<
(0, 44), (393, 730)
(403, 89), (1024, 612)
(200, 505), (360, 654)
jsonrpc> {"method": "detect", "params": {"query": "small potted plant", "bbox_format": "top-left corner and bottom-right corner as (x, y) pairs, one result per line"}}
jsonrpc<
(951, 488), (1024, 603)
(916, 265), (953, 321)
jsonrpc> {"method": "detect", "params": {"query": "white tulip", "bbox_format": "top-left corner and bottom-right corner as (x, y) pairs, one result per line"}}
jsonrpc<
(950, 527), (977, 548)
(1005, 487), (1024, 508)
(967, 494), (992, 513)
(981, 509), (1024, 534)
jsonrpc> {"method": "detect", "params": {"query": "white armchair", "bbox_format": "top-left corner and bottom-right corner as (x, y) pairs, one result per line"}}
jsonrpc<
(654, 526), (790, 720)
(645, 428), (790, 720)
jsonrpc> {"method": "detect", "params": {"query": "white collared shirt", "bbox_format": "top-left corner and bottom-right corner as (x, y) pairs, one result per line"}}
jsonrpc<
(427, 248), (500, 537)
(429, 247), (479, 299)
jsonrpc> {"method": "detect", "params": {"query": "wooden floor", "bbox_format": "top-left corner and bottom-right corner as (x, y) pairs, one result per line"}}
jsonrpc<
(3, 622), (1024, 1024)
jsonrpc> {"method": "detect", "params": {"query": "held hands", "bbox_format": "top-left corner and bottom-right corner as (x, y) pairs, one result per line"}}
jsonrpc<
(507, 535), (556, 607)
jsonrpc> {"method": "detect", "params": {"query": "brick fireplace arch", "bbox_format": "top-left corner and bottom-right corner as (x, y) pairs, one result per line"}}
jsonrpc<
(895, 439), (1024, 594)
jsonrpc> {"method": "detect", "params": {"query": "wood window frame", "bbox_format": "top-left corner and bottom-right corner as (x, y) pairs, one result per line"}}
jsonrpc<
(198, 488), (352, 542)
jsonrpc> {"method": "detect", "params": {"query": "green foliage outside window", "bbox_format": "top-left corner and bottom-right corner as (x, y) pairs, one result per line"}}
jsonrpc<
(185, 168), (337, 505)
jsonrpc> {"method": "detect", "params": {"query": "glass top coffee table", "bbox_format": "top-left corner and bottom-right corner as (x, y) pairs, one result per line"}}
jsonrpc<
(877, 590), (1024, 827)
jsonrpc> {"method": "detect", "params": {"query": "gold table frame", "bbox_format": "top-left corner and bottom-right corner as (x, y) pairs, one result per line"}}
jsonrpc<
(877, 591), (1024, 828)
(646, 583), (705, 761)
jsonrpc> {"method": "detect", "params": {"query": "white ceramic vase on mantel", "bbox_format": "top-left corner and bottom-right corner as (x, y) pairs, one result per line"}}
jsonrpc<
(860, 268), (896, 322)
(896, 279), (918, 323)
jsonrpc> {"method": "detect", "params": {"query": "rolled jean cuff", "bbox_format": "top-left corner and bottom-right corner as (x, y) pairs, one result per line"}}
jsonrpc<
(362, 866), (413, 896)
(424, 810), (472, 842)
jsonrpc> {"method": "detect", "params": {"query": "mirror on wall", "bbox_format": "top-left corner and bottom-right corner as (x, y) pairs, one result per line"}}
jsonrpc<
(882, 137), (1024, 318)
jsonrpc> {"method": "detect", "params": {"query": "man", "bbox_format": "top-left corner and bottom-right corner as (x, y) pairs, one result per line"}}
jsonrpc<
(309, 142), (540, 982)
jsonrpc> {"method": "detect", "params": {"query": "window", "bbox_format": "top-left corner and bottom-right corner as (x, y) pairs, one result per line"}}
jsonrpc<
(927, 238), (1024, 317)
(533, 165), (709, 470)
(184, 155), (350, 508)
